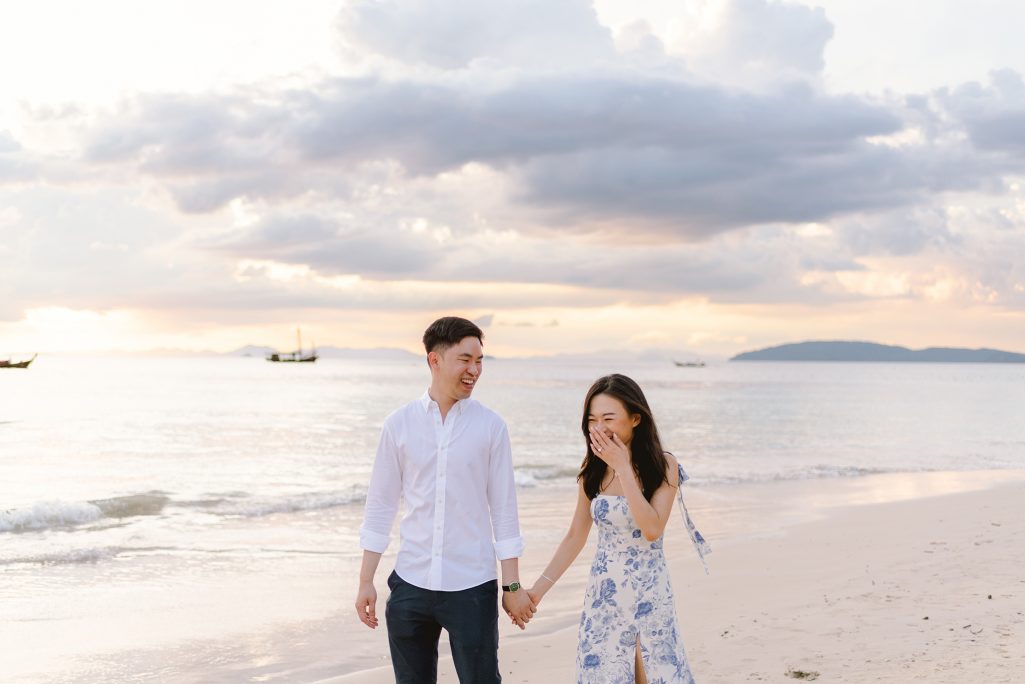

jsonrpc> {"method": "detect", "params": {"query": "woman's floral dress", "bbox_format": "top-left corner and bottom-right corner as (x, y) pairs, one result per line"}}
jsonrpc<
(576, 465), (710, 683)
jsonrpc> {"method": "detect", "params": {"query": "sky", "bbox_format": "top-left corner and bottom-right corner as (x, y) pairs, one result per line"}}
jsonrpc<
(2, 0), (1025, 358)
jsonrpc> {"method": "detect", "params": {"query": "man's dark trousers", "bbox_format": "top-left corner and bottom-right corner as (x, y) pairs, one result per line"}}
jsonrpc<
(385, 570), (502, 683)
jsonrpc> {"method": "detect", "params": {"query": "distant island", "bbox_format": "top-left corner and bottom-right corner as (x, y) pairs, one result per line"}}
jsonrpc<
(731, 341), (1025, 363)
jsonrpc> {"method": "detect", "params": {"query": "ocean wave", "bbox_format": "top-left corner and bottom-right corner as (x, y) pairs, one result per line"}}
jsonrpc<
(0, 492), (169, 533)
(514, 465), (581, 487)
(92, 493), (170, 518)
(201, 490), (366, 517)
(0, 546), (126, 566)
(511, 463), (922, 487)
(1, 501), (103, 533)
(1, 488), (367, 533)
(695, 465), (908, 486)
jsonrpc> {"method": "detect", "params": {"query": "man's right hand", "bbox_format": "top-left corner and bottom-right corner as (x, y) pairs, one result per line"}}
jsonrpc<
(502, 589), (536, 630)
(355, 581), (379, 629)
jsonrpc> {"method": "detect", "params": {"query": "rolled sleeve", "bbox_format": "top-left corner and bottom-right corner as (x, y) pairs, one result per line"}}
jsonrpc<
(359, 422), (401, 553)
(487, 421), (524, 560)
(359, 528), (392, 554)
(494, 534), (525, 560)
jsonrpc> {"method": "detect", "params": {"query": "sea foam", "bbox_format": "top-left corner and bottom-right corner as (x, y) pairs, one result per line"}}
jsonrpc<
(0, 493), (170, 533)
(0, 501), (103, 533)
(205, 490), (365, 517)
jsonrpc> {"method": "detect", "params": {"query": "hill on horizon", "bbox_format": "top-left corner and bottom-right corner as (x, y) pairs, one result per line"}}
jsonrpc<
(731, 340), (1025, 363)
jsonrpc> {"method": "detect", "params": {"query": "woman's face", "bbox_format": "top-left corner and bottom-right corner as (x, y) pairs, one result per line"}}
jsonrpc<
(587, 393), (641, 446)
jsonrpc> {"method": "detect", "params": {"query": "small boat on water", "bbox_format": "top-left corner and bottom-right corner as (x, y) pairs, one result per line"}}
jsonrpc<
(266, 329), (317, 363)
(0, 353), (37, 369)
(673, 360), (705, 368)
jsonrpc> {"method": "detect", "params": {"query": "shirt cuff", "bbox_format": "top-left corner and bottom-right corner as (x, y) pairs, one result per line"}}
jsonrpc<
(493, 535), (525, 560)
(359, 527), (391, 554)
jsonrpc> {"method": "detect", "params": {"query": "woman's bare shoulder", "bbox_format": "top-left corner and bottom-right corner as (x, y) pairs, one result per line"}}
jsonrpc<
(663, 452), (680, 487)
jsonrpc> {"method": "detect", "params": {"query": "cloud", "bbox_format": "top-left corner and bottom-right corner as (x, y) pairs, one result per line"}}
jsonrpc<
(0, 131), (20, 153)
(57, 0), (890, 236)
(61, 3), (1025, 248)
(6, 0), (1025, 333)
(841, 207), (959, 257)
(0, 186), (188, 317)
(191, 206), (850, 308)
(663, 0), (834, 88)
(0, 130), (39, 183)
(336, 0), (615, 69)
(937, 69), (1025, 155)
(205, 213), (444, 278)
(75, 70), (921, 237)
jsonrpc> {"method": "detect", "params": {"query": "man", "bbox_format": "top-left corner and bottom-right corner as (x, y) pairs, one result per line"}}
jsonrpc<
(355, 316), (535, 683)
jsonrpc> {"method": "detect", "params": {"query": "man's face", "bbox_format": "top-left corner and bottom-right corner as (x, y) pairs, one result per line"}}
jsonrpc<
(429, 336), (483, 403)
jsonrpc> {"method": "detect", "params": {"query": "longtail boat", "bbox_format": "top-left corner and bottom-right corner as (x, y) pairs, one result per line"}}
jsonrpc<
(0, 353), (37, 369)
(266, 329), (317, 363)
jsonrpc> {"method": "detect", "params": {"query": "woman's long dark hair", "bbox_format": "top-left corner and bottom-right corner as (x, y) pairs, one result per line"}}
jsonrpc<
(577, 374), (671, 501)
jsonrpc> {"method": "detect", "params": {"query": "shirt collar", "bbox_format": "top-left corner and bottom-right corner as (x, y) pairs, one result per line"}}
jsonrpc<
(420, 389), (468, 416)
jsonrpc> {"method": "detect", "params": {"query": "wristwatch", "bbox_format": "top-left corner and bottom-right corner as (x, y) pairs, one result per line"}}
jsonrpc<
(502, 582), (521, 592)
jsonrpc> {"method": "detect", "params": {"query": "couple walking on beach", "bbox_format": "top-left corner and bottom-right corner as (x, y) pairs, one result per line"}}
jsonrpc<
(355, 316), (710, 683)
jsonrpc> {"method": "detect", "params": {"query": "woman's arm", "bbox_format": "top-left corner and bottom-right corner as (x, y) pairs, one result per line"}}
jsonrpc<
(617, 452), (679, 541)
(527, 482), (593, 605)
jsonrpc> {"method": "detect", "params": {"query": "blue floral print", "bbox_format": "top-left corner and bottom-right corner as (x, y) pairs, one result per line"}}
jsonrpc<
(591, 578), (618, 609)
(576, 485), (699, 684)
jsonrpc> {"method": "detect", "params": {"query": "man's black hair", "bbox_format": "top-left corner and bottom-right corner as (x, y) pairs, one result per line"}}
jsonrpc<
(422, 316), (484, 354)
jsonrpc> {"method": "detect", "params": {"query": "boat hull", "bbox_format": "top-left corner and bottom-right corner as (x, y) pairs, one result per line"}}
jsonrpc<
(0, 354), (36, 369)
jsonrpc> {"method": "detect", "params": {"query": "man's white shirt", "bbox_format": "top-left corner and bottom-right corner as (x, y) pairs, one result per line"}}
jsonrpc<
(359, 391), (524, 591)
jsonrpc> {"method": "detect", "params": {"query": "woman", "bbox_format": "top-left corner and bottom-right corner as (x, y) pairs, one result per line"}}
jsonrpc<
(525, 374), (709, 683)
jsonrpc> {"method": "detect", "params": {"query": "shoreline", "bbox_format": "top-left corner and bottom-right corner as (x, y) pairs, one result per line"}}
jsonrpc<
(321, 468), (1025, 683)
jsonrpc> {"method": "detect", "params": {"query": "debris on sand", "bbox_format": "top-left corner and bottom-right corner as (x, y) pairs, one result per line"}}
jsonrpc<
(785, 667), (821, 680)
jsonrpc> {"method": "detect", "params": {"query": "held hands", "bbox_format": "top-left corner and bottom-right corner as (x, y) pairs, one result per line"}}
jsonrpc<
(358, 580), (539, 631)
(589, 426), (630, 472)
(355, 581), (379, 629)
(526, 583), (546, 609)
(502, 589), (537, 630)
(515, 579), (553, 628)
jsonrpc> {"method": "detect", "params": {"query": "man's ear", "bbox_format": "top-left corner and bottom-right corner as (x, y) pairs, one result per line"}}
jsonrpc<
(427, 350), (439, 369)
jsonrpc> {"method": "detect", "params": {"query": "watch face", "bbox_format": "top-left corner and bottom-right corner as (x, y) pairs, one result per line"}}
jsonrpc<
(505, 582), (520, 592)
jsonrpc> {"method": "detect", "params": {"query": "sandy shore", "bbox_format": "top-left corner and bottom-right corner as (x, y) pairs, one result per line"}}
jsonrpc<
(326, 471), (1025, 683)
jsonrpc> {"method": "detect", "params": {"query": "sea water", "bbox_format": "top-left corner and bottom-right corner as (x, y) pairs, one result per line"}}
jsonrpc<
(2, 355), (1025, 681)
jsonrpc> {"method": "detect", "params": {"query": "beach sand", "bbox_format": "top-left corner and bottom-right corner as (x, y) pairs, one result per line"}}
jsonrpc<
(326, 471), (1025, 683)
